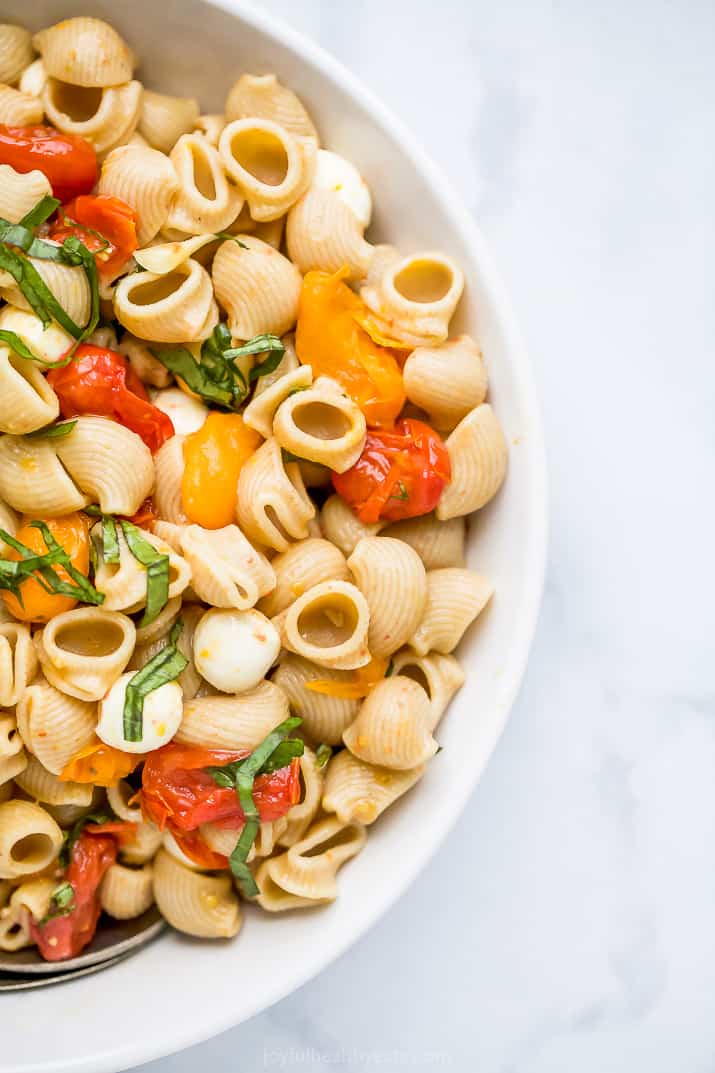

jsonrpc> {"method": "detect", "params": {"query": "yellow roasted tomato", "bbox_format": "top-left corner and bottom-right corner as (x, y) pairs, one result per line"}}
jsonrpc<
(294, 266), (406, 428)
(3, 513), (91, 623)
(181, 412), (262, 529)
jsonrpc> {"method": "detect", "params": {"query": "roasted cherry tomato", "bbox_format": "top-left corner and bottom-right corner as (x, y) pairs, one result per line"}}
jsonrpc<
(60, 737), (140, 786)
(2, 513), (90, 623)
(171, 828), (229, 870)
(0, 125), (97, 203)
(140, 744), (301, 832)
(126, 498), (157, 529)
(333, 418), (451, 523)
(47, 345), (174, 453)
(30, 829), (121, 961)
(181, 412), (261, 528)
(49, 195), (137, 281)
(295, 267), (405, 427)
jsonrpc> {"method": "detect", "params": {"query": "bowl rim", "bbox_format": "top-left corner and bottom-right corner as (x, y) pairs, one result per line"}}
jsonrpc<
(6, 2), (548, 1069)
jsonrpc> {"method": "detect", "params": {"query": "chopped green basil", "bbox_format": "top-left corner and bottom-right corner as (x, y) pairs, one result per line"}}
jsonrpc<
(153, 326), (284, 412)
(101, 515), (120, 564)
(42, 880), (75, 922)
(214, 233), (249, 249)
(315, 743), (332, 768)
(207, 716), (303, 897)
(19, 195), (60, 230)
(0, 523), (104, 605)
(26, 420), (78, 439)
(59, 811), (112, 867)
(118, 519), (169, 628)
(0, 211), (100, 359)
(122, 620), (187, 742)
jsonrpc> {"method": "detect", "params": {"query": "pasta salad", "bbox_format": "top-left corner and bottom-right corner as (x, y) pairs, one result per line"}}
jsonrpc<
(0, 16), (507, 960)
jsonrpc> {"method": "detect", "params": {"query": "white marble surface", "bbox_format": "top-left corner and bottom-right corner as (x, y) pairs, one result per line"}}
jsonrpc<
(143, 1), (715, 1070)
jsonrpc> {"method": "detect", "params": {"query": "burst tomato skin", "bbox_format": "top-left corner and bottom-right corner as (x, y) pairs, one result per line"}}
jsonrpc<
(140, 744), (302, 832)
(333, 417), (451, 523)
(2, 513), (90, 623)
(47, 345), (174, 453)
(29, 829), (124, 961)
(0, 125), (97, 203)
(49, 194), (137, 281)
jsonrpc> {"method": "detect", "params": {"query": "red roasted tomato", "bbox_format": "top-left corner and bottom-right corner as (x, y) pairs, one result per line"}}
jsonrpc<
(140, 744), (302, 832)
(47, 345), (174, 453)
(49, 194), (137, 281)
(30, 823), (135, 962)
(0, 124), (97, 203)
(333, 417), (451, 523)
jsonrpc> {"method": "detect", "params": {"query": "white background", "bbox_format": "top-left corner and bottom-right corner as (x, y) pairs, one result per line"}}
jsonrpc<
(144, 1), (715, 1070)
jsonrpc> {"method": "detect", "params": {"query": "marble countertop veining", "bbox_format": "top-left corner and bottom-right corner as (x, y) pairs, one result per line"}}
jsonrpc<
(143, 1), (715, 1070)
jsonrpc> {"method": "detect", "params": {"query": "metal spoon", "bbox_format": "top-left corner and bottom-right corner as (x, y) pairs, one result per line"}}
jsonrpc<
(0, 907), (165, 978)
(0, 949), (138, 991)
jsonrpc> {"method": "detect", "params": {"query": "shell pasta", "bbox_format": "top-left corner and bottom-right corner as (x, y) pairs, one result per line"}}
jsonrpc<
(0, 13), (508, 960)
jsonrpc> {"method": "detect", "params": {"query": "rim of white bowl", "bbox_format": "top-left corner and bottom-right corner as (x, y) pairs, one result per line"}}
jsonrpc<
(10, 4), (548, 1071)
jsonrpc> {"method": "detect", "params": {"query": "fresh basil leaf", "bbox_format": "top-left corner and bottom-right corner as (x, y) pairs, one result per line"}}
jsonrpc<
(102, 515), (120, 564)
(123, 620), (188, 742)
(60, 811), (112, 867)
(152, 344), (236, 409)
(41, 880), (75, 923)
(214, 233), (249, 249)
(0, 523), (104, 605)
(258, 738), (305, 775)
(206, 715), (303, 897)
(385, 659), (395, 677)
(0, 226), (100, 358)
(246, 337), (285, 381)
(389, 480), (409, 502)
(281, 448), (303, 464)
(119, 520), (169, 628)
(28, 521), (105, 605)
(315, 743), (332, 768)
(19, 195), (61, 230)
(0, 329), (53, 367)
(228, 818), (260, 897)
(152, 329), (284, 411)
(26, 420), (78, 439)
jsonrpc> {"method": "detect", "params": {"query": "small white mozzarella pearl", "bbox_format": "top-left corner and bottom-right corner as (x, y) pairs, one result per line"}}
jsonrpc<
(0, 306), (73, 365)
(314, 149), (372, 228)
(193, 608), (280, 694)
(97, 672), (183, 754)
(151, 387), (208, 435)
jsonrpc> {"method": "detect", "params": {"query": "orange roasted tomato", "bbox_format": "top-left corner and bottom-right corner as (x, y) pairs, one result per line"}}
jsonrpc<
(60, 738), (140, 786)
(2, 513), (90, 623)
(333, 418), (451, 524)
(294, 267), (405, 428)
(182, 412), (261, 528)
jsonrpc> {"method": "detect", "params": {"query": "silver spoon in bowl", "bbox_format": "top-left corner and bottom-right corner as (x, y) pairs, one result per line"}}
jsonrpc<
(0, 906), (165, 984)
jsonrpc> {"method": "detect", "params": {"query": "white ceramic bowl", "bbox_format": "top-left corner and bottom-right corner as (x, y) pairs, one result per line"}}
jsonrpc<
(0, 2), (547, 1070)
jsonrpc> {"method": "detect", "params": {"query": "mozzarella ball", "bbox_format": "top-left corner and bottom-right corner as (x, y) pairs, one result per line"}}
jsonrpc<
(193, 608), (280, 694)
(0, 306), (73, 365)
(97, 671), (183, 754)
(314, 149), (372, 228)
(151, 387), (208, 435)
